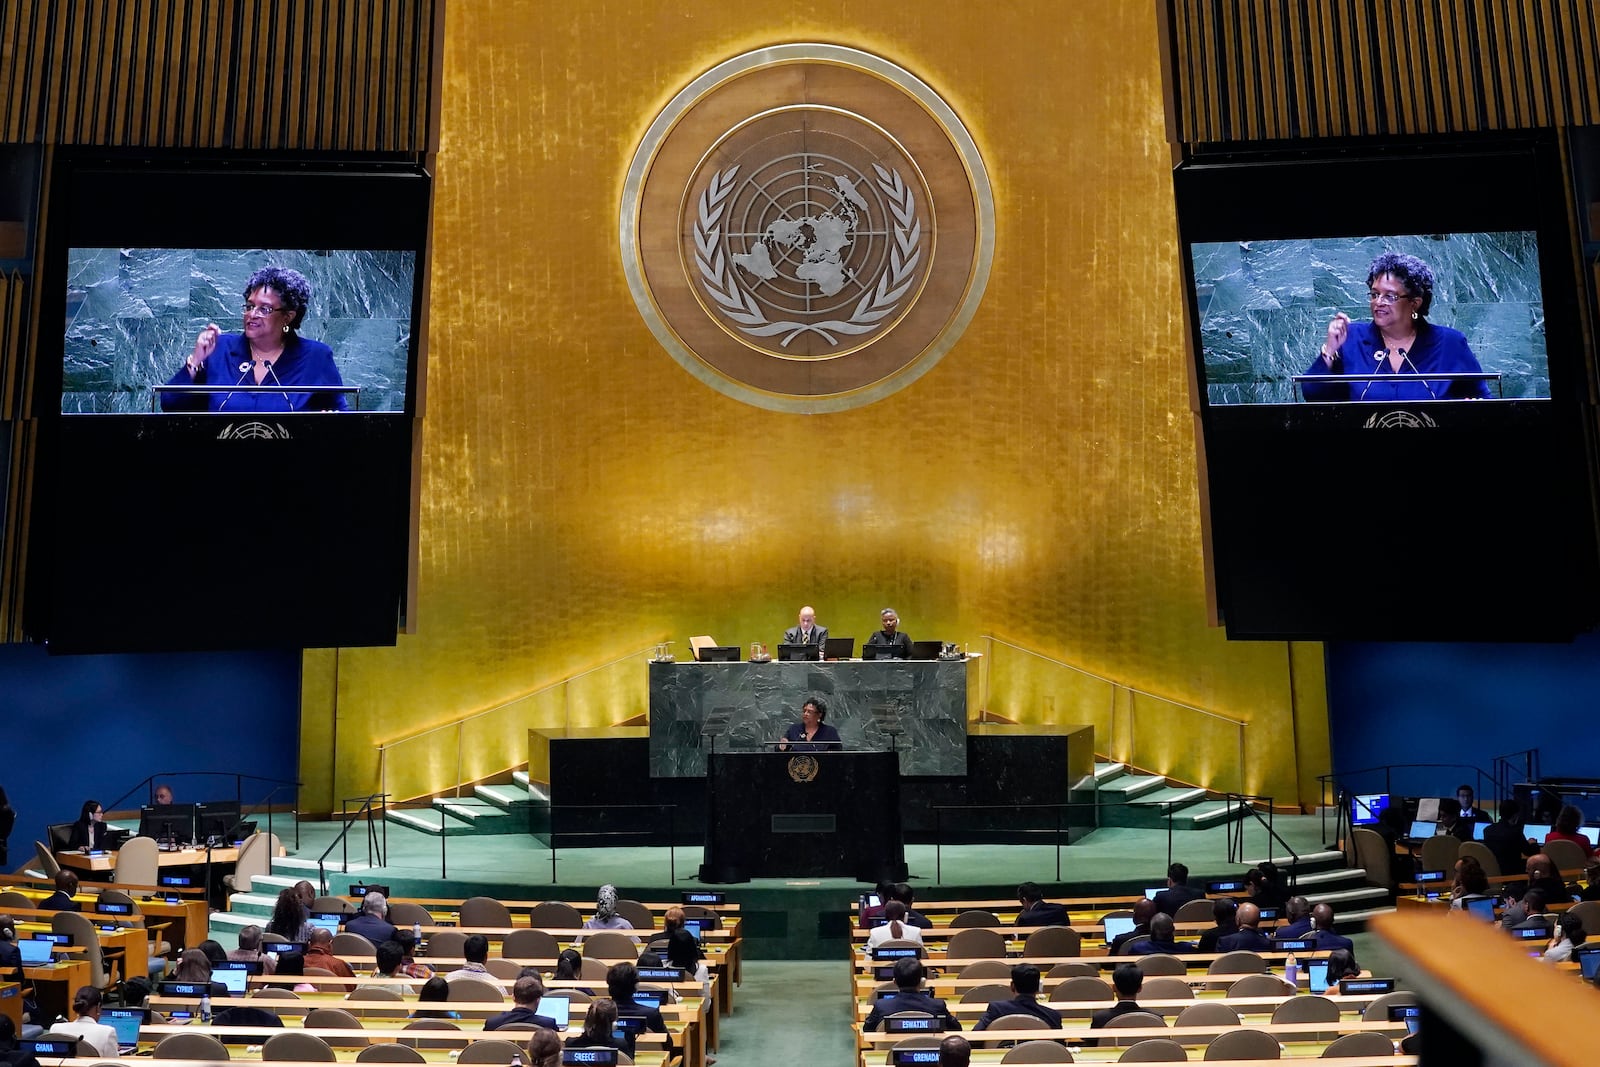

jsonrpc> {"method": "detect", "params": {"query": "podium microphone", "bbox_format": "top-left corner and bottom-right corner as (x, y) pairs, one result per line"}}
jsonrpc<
(261, 358), (293, 406)
(1396, 348), (1437, 398)
(1358, 348), (1388, 401)
(220, 361), (255, 410)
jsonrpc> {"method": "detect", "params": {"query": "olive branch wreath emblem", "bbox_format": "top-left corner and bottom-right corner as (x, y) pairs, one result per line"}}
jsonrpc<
(693, 163), (923, 347)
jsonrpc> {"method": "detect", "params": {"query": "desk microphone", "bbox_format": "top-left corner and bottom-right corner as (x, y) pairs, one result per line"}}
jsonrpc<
(219, 361), (254, 410)
(1358, 348), (1388, 400)
(1396, 347), (1437, 398)
(260, 358), (293, 406)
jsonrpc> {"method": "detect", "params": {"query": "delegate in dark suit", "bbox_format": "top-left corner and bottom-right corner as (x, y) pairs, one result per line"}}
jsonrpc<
(782, 624), (829, 647)
(974, 996), (1062, 1031)
(1217, 927), (1273, 952)
(1151, 884), (1204, 917)
(1090, 999), (1148, 1029)
(863, 990), (961, 1032)
(1483, 819), (1537, 880)
(484, 1005), (560, 1032)
(1015, 901), (1071, 927)
(345, 913), (398, 945)
(1312, 929), (1354, 953)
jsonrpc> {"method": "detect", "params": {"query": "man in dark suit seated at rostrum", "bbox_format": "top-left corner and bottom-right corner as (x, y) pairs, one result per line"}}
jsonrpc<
(863, 957), (961, 1032)
(1152, 863), (1204, 918)
(1216, 901), (1272, 952)
(1014, 881), (1070, 927)
(973, 964), (1062, 1031)
(781, 605), (828, 648)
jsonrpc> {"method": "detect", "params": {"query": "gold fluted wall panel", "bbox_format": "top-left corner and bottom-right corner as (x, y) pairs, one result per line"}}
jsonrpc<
(1163, 0), (1600, 142)
(0, 0), (438, 149)
(301, 0), (1330, 811)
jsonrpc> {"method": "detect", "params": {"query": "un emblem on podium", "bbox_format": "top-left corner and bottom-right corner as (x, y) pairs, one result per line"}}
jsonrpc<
(788, 756), (820, 783)
(622, 44), (993, 412)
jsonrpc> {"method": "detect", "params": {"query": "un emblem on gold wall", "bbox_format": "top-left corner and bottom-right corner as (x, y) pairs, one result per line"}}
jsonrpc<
(621, 45), (994, 412)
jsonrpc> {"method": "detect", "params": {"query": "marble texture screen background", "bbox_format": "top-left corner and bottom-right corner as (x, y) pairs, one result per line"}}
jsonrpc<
(1191, 232), (1547, 404)
(62, 248), (415, 413)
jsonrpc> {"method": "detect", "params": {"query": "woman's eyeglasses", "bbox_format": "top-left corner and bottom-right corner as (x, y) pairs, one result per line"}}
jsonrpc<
(242, 302), (286, 316)
(1367, 290), (1411, 305)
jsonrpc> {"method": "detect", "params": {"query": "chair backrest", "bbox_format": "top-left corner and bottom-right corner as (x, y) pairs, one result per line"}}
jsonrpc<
(1175, 1001), (1241, 1027)
(304, 1006), (369, 1047)
(252, 987), (308, 1016)
(52, 910), (111, 988)
(227, 832), (274, 893)
(263, 1031), (337, 1062)
(526, 901), (583, 929)
(1320, 1032), (1399, 1058)
(1350, 827), (1393, 889)
(399, 1019), (461, 1050)
(960, 982), (1013, 1004)
(423, 930), (468, 958)
(346, 986), (405, 1005)
(356, 1044), (427, 1063)
(615, 899), (655, 930)
(447, 977), (506, 1002)
(154, 1032), (232, 1059)
(502, 928), (561, 961)
(987, 1014), (1051, 1031)
(1544, 838), (1589, 874)
(1103, 1011), (1166, 1046)
(456, 1039), (526, 1064)
(681, 905), (721, 930)
(960, 959), (1013, 979)
(582, 930), (640, 961)
(0, 890), (31, 910)
(386, 901), (433, 927)
(1173, 898), (1215, 922)
(1138, 977), (1194, 1001)
(1225, 974), (1293, 999)
(33, 842), (61, 878)
(459, 896), (514, 929)
(1118, 1039), (1189, 1062)
(946, 928), (1007, 960)
(1457, 840), (1501, 878)
(1051, 976), (1113, 1002)
(949, 909), (1002, 928)
(1566, 899), (1600, 935)
(1047, 962), (1099, 978)
(333, 931), (377, 957)
(115, 836), (160, 886)
(1270, 994), (1340, 1024)
(580, 956), (610, 980)
(1023, 926), (1082, 957)
(484, 958), (522, 979)
(1361, 991), (1418, 1022)
(314, 895), (356, 916)
(1001, 1039), (1077, 1063)
(1203, 1028), (1282, 1060)
(1134, 953), (1186, 976)
(1207, 951), (1268, 976)
(1419, 834), (1461, 873)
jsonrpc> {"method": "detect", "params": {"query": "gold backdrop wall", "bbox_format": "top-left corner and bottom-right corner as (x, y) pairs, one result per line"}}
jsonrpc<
(300, 0), (1330, 814)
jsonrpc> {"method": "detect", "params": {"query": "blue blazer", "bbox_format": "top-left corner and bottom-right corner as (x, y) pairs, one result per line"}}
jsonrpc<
(162, 333), (349, 412)
(781, 722), (842, 752)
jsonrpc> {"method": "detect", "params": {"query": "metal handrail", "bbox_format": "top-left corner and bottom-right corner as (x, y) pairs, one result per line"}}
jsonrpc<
(318, 793), (385, 894)
(100, 771), (303, 848)
(982, 633), (1250, 796)
(931, 802), (1094, 884)
(1221, 793), (1297, 887)
(1316, 762), (1498, 845)
(375, 643), (662, 803)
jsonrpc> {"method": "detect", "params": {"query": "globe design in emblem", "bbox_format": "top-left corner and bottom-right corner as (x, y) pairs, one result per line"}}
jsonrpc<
(787, 756), (820, 783)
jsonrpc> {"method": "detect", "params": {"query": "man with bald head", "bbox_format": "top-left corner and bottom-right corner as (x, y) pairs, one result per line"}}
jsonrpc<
(1128, 913), (1194, 955)
(303, 927), (356, 978)
(1109, 898), (1157, 955)
(1309, 903), (1353, 952)
(1525, 854), (1568, 904)
(938, 1035), (971, 1067)
(1217, 901), (1272, 952)
(783, 606), (829, 648)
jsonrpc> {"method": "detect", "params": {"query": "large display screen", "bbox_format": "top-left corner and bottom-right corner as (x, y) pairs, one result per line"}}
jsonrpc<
(62, 248), (415, 413)
(1192, 231), (1548, 405)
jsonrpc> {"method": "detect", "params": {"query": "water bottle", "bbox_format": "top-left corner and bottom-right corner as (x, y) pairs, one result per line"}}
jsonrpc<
(1283, 953), (1298, 988)
(510, 1055), (523, 1067)
(199, 991), (211, 1024)
(413, 921), (423, 944)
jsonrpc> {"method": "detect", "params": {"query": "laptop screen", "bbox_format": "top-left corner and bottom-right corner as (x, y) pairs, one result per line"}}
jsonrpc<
(631, 990), (664, 1011)
(1523, 823), (1552, 842)
(18, 938), (55, 965)
(681, 920), (702, 940)
(103, 1008), (145, 1049)
(214, 967), (249, 995)
(1465, 897), (1498, 921)
(1103, 915), (1135, 941)
(1578, 951), (1600, 980)
(1144, 888), (1163, 900)
(541, 994), (570, 1031)
(1408, 819), (1437, 838)
(308, 913), (344, 934)
(1305, 958), (1331, 994)
(1473, 820), (1490, 841)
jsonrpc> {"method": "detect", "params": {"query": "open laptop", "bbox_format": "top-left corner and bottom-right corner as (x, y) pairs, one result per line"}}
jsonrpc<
(1143, 887), (1164, 900)
(908, 640), (942, 660)
(777, 643), (821, 662)
(695, 645), (741, 662)
(1103, 915), (1136, 942)
(860, 644), (903, 661)
(823, 636), (855, 660)
(103, 1007), (147, 1053)
(1464, 897), (1498, 921)
(1577, 949), (1600, 980)
(1305, 957), (1331, 994)
(18, 938), (55, 966)
(213, 964), (250, 996)
(540, 994), (571, 1031)
(1407, 819), (1438, 839)
(307, 912), (344, 935)
(1523, 822), (1553, 842)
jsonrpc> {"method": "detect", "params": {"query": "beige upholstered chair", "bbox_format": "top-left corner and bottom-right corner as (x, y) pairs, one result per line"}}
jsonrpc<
(1203, 1028), (1281, 1060)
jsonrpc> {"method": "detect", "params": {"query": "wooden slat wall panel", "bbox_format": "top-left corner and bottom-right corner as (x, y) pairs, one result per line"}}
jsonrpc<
(1165, 0), (1600, 142)
(0, 0), (438, 151)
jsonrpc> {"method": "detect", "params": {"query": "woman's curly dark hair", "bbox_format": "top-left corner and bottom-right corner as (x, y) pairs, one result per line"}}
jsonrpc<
(244, 266), (313, 331)
(1367, 252), (1436, 318)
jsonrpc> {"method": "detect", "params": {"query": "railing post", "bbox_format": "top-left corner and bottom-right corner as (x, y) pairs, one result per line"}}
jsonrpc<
(935, 807), (942, 885)
(440, 805), (448, 878)
(1056, 805), (1063, 882)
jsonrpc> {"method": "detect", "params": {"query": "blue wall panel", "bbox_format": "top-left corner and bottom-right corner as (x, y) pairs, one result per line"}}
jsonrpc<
(0, 644), (300, 865)
(1326, 635), (1600, 801)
